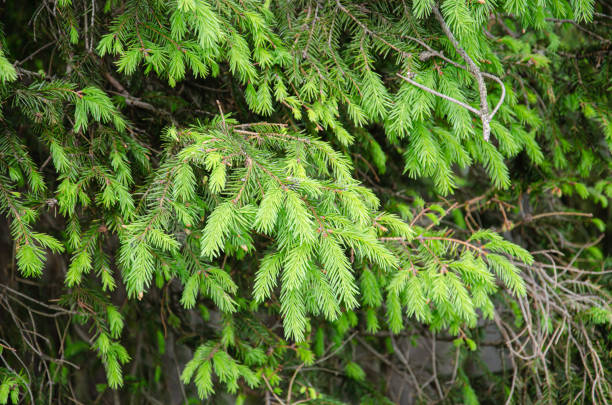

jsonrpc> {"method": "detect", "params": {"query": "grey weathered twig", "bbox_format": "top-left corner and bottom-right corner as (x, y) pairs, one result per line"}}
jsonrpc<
(396, 73), (480, 115)
(103, 72), (160, 112)
(407, 34), (506, 120)
(334, 0), (505, 141)
(432, 5), (493, 141)
(391, 10), (506, 142)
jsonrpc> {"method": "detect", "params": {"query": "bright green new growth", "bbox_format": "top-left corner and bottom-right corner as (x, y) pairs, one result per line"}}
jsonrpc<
(111, 116), (532, 346)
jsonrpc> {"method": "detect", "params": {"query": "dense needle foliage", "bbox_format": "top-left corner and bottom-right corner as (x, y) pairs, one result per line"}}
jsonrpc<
(0, 0), (610, 404)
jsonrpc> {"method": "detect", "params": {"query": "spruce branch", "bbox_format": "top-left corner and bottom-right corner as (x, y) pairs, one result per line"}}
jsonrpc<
(396, 72), (480, 115)
(3, 1), (610, 402)
(432, 5), (494, 141)
(408, 34), (506, 120)
(335, 0), (411, 58)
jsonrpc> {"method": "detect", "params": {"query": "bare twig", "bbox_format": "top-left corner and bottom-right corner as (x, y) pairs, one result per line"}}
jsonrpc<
(432, 5), (493, 141)
(262, 373), (286, 405)
(103, 72), (161, 113)
(396, 73), (480, 115)
(286, 363), (304, 404)
(410, 35), (507, 120)
(546, 18), (611, 44)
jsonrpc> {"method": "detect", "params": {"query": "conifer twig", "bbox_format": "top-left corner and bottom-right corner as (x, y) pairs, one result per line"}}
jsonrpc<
(384, 13), (506, 141)
(262, 373), (286, 405)
(355, 336), (424, 394)
(389, 336), (424, 397)
(432, 5), (492, 141)
(335, 0), (411, 58)
(546, 18), (611, 44)
(286, 362), (304, 404)
(419, 47), (506, 119)
(396, 73), (481, 115)
(404, 33), (506, 120)
(103, 72), (161, 113)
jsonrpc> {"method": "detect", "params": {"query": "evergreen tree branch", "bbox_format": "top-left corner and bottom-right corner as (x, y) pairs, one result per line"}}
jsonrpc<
(432, 5), (492, 141)
(2, 1), (610, 402)
(414, 37), (506, 120)
(262, 373), (286, 405)
(396, 73), (481, 115)
(334, 0), (411, 58)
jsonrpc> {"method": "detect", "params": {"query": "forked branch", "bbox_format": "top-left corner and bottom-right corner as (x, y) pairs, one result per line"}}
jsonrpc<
(432, 5), (495, 141)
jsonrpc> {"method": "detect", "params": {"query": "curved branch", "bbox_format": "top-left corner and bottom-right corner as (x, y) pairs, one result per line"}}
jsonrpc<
(414, 36), (506, 120)
(396, 73), (481, 115)
(432, 5), (492, 141)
